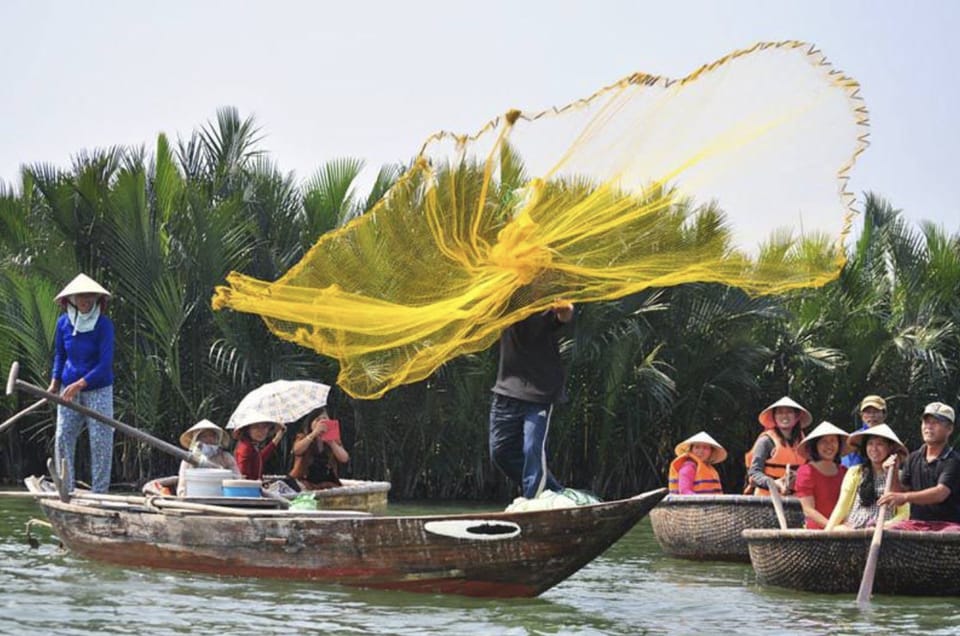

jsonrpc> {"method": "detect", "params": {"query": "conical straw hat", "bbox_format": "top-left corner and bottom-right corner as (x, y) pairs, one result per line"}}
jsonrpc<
(54, 273), (111, 304)
(758, 396), (813, 429)
(799, 421), (848, 459)
(674, 431), (728, 464)
(846, 423), (908, 458)
(179, 419), (230, 449)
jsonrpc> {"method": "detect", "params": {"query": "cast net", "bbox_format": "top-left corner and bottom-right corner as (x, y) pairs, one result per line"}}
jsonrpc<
(212, 41), (868, 399)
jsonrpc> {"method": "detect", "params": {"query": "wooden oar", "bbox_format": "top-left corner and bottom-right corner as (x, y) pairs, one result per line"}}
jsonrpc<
(0, 398), (47, 436)
(768, 479), (789, 530)
(856, 464), (896, 606)
(5, 361), (215, 468)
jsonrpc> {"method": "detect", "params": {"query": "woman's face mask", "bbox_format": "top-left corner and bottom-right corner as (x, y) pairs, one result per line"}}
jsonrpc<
(66, 295), (102, 335)
(195, 442), (220, 458)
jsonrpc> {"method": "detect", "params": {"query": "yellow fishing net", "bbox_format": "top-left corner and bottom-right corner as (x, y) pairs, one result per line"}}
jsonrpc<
(212, 41), (868, 399)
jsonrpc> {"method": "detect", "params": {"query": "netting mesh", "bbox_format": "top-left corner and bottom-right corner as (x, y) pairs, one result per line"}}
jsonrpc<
(212, 41), (868, 399)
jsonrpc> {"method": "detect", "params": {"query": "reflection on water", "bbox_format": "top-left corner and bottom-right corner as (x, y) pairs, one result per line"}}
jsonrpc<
(2, 496), (959, 635)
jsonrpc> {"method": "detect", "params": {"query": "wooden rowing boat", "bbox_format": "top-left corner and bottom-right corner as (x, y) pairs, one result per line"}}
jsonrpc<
(649, 494), (804, 562)
(743, 527), (960, 595)
(24, 480), (666, 598)
(142, 475), (391, 513)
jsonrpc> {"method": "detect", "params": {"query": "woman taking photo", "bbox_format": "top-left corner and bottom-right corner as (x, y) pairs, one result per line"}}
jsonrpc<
(288, 407), (350, 491)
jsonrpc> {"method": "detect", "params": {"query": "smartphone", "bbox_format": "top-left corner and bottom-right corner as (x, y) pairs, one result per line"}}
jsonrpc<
(320, 419), (341, 442)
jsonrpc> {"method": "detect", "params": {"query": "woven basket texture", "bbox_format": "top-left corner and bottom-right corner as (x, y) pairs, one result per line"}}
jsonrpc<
(650, 494), (805, 562)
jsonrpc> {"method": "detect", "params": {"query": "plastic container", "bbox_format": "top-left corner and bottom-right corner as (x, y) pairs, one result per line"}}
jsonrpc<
(222, 479), (262, 498)
(183, 468), (233, 497)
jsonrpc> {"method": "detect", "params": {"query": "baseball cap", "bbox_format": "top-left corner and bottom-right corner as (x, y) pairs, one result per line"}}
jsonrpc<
(923, 402), (955, 425)
(859, 395), (886, 411)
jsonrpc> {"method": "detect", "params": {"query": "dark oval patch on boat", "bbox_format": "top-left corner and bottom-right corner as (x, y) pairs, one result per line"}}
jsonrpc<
(467, 523), (517, 535)
(424, 519), (522, 541)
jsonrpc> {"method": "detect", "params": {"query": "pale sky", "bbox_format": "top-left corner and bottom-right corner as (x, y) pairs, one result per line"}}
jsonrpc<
(2, 0), (957, 234)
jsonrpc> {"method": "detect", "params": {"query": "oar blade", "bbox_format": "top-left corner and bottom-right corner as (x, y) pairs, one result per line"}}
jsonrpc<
(856, 465), (896, 607)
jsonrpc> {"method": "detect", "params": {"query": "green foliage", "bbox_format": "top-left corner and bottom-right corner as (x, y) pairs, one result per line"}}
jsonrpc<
(0, 111), (957, 501)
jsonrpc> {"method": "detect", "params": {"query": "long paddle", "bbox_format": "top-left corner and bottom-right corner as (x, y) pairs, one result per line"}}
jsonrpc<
(6, 361), (215, 468)
(856, 464), (896, 606)
(0, 398), (47, 436)
(768, 478), (789, 530)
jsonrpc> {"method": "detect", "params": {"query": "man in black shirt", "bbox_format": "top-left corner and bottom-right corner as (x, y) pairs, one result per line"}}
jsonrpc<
(489, 302), (573, 499)
(880, 401), (960, 526)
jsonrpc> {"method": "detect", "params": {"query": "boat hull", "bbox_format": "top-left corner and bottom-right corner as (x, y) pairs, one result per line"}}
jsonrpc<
(650, 494), (804, 562)
(38, 488), (665, 598)
(744, 528), (960, 595)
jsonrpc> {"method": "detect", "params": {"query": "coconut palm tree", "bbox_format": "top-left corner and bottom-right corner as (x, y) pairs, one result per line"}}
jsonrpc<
(1, 99), (955, 500)
(779, 195), (960, 445)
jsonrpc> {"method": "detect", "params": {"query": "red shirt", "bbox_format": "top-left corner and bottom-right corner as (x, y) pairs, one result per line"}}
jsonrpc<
(234, 438), (276, 480)
(795, 462), (847, 529)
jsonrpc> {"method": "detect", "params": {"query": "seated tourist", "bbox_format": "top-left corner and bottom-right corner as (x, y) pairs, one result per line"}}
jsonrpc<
(879, 402), (960, 531)
(840, 394), (888, 467)
(176, 419), (240, 496)
(234, 419), (286, 481)
(824, 423), (909, 529)
(794, 421), (848, 529)
(745, 396), (811, 496)
(668, 431), (725, 494)
(288, 407), (350, 491)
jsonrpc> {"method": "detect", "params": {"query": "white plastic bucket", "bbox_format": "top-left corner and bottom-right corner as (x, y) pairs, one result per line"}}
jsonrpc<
(183, 468), (233, 497)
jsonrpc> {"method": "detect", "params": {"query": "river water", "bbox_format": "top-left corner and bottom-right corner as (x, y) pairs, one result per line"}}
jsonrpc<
(1, 495), (958, 635)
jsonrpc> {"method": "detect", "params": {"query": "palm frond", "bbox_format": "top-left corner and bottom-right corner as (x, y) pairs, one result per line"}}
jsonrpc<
(303, 157), (365, 236)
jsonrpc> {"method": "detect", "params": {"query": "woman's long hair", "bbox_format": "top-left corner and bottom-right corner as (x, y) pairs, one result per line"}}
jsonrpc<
(855, 435), (890, 507)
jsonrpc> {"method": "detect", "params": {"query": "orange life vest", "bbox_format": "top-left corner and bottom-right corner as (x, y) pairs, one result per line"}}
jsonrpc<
(744, 430), (806, 496)
(668, 454), (722, 494)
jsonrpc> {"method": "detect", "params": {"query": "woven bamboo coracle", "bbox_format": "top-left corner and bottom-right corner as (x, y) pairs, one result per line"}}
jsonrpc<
(650, 494), (805, 562)
(744, 528), (960, 595)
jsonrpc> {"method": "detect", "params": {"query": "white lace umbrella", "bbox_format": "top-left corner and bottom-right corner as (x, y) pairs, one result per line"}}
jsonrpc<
(226, 380), (331, 432)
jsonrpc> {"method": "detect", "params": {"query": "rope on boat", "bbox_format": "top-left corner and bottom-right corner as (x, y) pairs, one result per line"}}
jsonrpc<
(25, 518), (53, 549)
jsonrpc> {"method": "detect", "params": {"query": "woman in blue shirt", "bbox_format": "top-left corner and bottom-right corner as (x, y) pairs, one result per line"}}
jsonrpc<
(47, 273), (115, 493)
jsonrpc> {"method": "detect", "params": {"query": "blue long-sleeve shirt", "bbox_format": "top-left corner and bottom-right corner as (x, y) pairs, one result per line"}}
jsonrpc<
(841, 423), (869, 468)
(51, 313), (115, 390)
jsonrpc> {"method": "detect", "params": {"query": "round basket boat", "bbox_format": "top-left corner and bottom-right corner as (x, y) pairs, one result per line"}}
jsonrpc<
(650, 494), (804, 562)
(743, 527), (960, 595)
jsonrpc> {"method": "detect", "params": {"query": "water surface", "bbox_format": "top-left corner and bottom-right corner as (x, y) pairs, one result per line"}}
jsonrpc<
(1, 496), (957, 635)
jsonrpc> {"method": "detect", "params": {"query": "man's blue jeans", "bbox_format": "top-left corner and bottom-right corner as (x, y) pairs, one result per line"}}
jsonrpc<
(489, 393), (563, 498)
